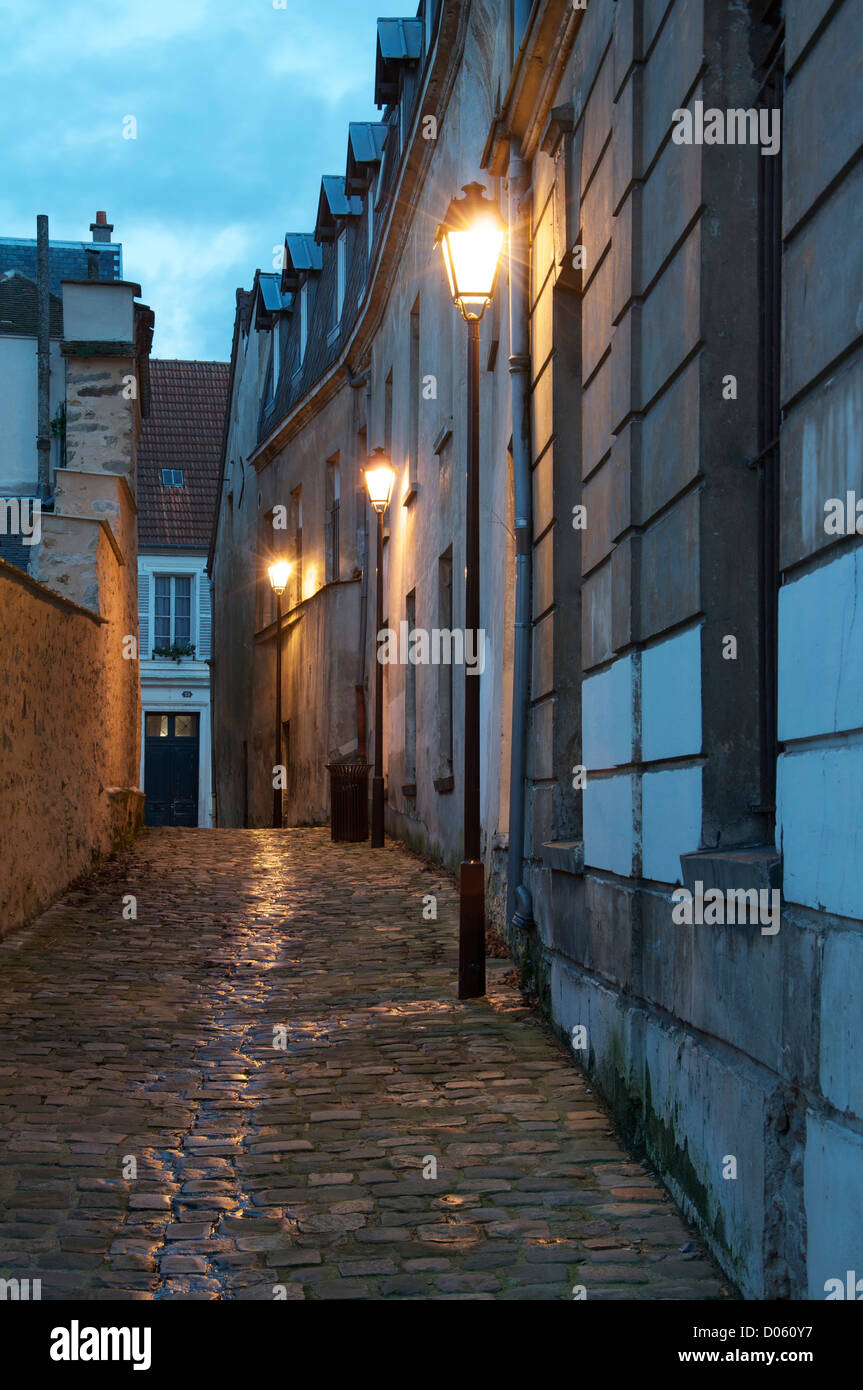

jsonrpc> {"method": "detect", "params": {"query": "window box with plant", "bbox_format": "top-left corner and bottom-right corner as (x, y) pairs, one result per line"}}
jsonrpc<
(151, 642), (196, 663)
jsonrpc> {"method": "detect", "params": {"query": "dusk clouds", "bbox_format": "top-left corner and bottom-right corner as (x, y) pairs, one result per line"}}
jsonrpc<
(0, 0), (410, 357)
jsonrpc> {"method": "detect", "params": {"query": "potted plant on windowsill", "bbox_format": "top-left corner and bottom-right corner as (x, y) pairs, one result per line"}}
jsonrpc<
(152, 643), (196, 663)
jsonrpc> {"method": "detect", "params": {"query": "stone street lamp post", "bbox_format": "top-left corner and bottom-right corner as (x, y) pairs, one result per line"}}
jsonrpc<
(268, 559), (291, 829)
(435, 181), (506, 1000)
(363, 451), (397, 848)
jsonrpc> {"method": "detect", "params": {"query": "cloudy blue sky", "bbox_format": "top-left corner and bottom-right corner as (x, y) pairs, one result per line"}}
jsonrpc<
(0, 0), (412, 360)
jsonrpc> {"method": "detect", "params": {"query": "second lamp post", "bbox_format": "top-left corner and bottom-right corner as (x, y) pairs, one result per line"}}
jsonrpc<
(364, 451), (396, 847)
(268, 559), (291, 828)
(435, 181), (506, 1000)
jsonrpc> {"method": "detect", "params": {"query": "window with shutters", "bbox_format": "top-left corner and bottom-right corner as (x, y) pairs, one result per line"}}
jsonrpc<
(197, 575), (213, 660)
(138, 572), (150, 657)
(153, 575), (194, 652)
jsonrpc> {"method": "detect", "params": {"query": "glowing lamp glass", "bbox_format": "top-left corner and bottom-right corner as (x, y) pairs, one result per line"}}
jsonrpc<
(268, 560), (291, 595)
(436, 183), (506, 322)
(364, 462), (396, 512)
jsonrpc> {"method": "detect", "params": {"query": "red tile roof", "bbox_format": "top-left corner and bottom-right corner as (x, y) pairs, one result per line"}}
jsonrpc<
(137, 359), (230, 549)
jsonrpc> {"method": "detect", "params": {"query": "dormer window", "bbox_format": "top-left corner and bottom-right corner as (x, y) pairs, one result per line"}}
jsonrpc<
(161, 469), (184, 487)
(374, 18), (423, 107)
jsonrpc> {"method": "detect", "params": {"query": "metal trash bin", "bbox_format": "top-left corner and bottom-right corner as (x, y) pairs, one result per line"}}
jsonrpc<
(326, 760), (370, 842)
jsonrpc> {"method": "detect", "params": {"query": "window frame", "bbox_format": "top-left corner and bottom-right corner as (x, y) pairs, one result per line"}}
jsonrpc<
(152, 573), (195, 652)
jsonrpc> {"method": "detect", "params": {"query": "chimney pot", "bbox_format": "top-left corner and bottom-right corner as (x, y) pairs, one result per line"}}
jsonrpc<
(90, 211), (114, 244)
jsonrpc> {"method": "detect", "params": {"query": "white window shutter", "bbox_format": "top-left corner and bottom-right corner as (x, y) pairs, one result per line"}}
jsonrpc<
(198, 574), (212, 660)
(139, 571), (149, 657)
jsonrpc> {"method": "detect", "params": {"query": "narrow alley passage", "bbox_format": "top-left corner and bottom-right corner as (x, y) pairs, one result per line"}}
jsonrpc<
(0, 829), (728, 1301)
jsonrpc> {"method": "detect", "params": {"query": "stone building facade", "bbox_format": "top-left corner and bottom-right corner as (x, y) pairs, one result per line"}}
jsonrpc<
(211, 0), (862, 1297)
(137, 359), (229, 828)
(0, 218), (153, 935)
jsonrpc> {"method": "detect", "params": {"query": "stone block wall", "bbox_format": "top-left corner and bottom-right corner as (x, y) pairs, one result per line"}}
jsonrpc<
(518, 0), (863, 1300)
(0, 561), (143, 936)
(0, 327), (145, 936)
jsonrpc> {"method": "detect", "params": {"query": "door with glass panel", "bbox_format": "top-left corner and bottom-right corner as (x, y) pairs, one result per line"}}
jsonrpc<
(144, 713), (200, 826)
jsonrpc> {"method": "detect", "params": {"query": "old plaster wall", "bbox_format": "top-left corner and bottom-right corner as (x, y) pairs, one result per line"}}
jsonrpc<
(0, 561), (140, 936)
(0, 346), (144, 937)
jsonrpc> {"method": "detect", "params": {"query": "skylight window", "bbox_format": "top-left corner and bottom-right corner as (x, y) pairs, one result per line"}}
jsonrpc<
(161, 469), (185, 487)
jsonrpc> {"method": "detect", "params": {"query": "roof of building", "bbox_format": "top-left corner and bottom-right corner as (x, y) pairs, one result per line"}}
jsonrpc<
(375, 17), (423, 105)
(280, 233), (323, 292)
(252, 271), (292, 329)
(0, 271), (63, 337)
(0, 237), (122, 295)
(138, 359), (230, 550)
(346, 123), (388, 195)
(315, 177), (364, 243)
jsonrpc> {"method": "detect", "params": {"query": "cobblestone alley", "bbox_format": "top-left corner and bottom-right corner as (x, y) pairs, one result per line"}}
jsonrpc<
(0, 829), (729, 1301)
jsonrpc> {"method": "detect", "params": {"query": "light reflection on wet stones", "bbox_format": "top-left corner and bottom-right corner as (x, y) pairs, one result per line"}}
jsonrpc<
(0, 828), (729, 1301)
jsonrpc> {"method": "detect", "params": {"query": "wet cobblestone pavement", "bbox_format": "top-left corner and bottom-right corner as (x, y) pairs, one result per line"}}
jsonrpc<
(0, 828), (730, 1300)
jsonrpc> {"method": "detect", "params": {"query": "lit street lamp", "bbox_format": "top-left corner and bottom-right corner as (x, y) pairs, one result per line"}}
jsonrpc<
(268, 559), (291, 829)
(363, 450), (397, 848)
(435, 181), (505, 1000)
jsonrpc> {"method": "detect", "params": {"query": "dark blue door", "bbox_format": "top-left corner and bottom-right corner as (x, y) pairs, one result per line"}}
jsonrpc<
(144, 713), (200, 826)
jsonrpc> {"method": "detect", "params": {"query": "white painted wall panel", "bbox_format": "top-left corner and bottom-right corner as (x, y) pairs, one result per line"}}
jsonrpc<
(582, 654), (634, 768)
(820, 929), (863, 1121)
(805, 1114), (863, 1299)
(583, 772), (635, 875)
(778, 549), (863, 742)
(641, 766), (701, 883)
(777, 740), (863, 919)
(641, 626), (702, 762)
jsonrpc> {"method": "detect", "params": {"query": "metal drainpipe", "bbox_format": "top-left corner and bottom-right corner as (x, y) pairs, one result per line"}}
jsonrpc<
(36, 214), (51, 502)
(506, 147), (535, 930)
(345, 363), (372, 759)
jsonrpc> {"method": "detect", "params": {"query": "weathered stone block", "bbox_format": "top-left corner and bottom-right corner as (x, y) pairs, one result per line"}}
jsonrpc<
(785, 0), (836, 70)
(782, 159), (863, 405)
(639, 356), (700, 523)
(641, 123), (702, 291)
(784, 0), (863, 234)
(641, 1), (704, 168)
(637, 489), (700, 641)
(820, 929), (863, 1121)
(581, 557), (614, 667)
(804, 1113), (863, 1300)
(779, 352), (863, 570)
(582, 459), (614, 573)
(532, 526), (555, 620)
(582, 249), (614, 386)
(582, 356), (612, 477)
(582, 45), (615, 195)
(640, 225), (701, 408)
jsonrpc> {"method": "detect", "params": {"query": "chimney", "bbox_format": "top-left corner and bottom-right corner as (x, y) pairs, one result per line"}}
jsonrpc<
(90, 210), (114, 244)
